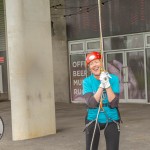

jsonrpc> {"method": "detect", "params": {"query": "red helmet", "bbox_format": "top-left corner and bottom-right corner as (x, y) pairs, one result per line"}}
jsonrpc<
(86, 51), (101, 65)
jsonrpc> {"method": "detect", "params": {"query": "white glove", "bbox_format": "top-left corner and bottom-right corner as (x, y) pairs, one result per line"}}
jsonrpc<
(99, 71), (111, 89)
(99, 82), (105, 89)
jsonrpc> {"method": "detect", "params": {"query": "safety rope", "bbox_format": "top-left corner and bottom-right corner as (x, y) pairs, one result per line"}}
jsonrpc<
(98, 0), (104, 69)
(89, 1), (104, 149)
(89, 1), (120, 150)
(98, 0), (105, 123)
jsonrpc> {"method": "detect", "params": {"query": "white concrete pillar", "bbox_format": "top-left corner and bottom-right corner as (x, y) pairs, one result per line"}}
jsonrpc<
(5, 0), (56, 140)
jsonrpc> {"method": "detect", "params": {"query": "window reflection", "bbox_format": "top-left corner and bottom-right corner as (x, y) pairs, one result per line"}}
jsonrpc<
(87, 41), (100, 50)
(127, 51), (145, 99)
(127, 34), (144, 48)
(111, 36), (127, 50)
(103, 34), (144, 51)
(71, 43), (83, 51)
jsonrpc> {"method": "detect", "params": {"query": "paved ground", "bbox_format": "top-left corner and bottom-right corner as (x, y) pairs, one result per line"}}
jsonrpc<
(0, 101), (150, 150)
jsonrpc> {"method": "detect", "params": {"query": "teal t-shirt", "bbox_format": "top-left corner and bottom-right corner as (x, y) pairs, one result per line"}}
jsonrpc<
(82, 74), (120, 123)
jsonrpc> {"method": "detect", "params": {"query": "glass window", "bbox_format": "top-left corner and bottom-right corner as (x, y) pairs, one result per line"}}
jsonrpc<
(103, 38), (111, 51)
(70, 54), (86, 102)
(87, 41), (100, 50)
(111, 36), (127, 50)
(146, 36), (150, 45)
(106, 53), (124, 99)
(71, 43), (83, 52)
(127, 34), (144, 48)
(104, 34), (144, 51)
(127, 51), (145, 99)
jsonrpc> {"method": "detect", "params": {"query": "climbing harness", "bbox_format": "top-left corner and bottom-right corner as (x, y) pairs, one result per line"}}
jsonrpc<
(84, 95), (120, 150)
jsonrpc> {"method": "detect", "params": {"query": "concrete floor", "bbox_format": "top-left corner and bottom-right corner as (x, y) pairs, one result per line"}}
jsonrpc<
(0, 101), (150, 150)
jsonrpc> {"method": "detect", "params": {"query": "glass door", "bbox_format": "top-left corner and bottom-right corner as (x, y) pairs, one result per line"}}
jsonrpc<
(105, 52), (126, 101)
(105, 50), (146, 103)
(126, 51), (146, 102)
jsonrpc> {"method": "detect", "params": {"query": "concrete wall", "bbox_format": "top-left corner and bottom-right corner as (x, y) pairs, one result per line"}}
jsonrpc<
(50, 0), (70, 103)
(5, 0), (56, 140)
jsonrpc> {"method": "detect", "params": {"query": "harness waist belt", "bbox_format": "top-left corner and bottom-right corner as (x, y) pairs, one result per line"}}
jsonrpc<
(91, 103), (110, 109)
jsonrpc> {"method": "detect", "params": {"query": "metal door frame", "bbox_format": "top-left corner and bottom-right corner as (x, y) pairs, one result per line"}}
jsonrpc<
(105, 50), (147, 103)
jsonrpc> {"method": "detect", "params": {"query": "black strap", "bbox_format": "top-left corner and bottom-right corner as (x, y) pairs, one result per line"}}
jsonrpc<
(116, 107), (123, 123)
(88, 103), (110, 109)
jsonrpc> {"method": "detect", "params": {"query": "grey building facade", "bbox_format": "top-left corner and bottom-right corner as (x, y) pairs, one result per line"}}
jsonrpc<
(0, 0), (150, 105)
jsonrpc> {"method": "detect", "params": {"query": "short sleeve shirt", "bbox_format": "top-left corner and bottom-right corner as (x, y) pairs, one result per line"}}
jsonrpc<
(82, 74), (120, 123)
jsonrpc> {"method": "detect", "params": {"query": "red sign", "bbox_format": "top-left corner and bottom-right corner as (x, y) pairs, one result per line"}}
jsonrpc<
(0, 57), (4, 63)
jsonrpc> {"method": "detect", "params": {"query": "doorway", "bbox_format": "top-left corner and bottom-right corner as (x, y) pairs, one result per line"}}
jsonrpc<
(105, 50), (147, 103)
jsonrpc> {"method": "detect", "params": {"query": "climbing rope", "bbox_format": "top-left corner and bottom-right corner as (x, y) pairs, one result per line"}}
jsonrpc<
(89, 0), (104, 149)
(89, 1), (120, 149)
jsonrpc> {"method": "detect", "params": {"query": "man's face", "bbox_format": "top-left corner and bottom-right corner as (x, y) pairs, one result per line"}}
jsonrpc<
(89, 59), (103, 77)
